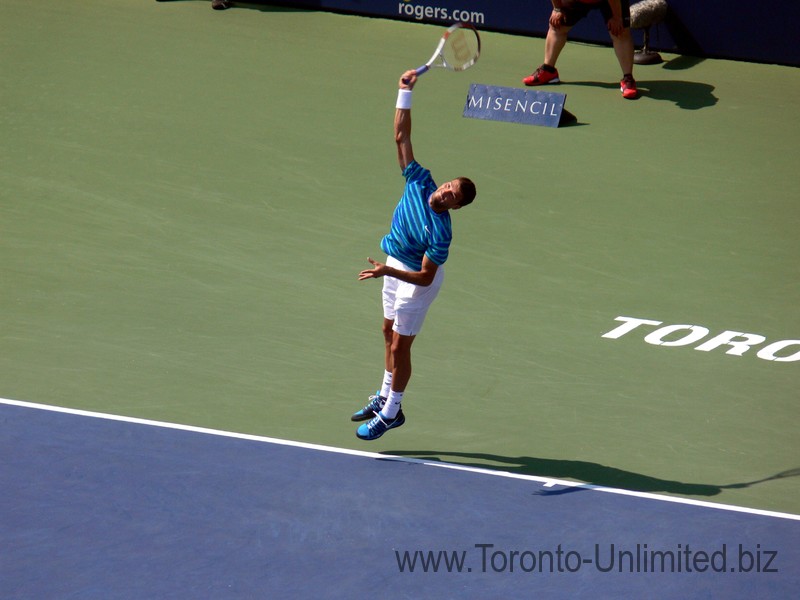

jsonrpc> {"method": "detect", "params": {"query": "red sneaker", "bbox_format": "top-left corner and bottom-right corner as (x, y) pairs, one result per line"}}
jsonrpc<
(523, 65), (560, 86)
(620, 75), (638, 99)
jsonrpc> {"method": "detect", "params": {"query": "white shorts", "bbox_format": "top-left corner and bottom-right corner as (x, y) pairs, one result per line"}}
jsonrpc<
(382, 255), (445, 337)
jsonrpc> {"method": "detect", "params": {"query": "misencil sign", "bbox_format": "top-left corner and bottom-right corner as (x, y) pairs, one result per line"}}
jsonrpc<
(463, 84), (576, 128)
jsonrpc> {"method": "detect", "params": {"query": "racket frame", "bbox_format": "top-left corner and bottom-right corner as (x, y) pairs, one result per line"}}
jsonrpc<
(412, 22), (481, 78)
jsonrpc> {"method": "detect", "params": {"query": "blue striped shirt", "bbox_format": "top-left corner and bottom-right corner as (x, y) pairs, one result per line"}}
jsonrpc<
(380, 161), (452, 272)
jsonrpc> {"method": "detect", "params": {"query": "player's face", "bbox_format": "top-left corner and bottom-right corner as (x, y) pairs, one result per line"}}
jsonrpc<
(428, 180), (463, 213)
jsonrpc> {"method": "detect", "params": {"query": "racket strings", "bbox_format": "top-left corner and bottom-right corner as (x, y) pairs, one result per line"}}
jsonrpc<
(441, 29), (480, 71)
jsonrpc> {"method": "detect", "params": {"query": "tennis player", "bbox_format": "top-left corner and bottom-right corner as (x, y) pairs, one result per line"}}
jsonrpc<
(351, 70), (477, 441)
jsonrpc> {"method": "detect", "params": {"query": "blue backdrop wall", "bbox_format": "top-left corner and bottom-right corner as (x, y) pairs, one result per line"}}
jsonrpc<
(267, 0), (800, 67)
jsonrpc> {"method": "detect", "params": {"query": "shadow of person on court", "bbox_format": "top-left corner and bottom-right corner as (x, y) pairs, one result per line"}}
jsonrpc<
(383, 450), (799, 498)
(636, 79), (718, 109)
(567, 78), (717, 110)
(661, 55), (706, 71)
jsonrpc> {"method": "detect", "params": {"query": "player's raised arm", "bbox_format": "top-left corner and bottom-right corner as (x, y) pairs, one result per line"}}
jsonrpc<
(395, 70), (416, 171)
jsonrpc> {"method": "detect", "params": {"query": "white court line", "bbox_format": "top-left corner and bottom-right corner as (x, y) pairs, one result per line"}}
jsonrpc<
(2, 396), (799, 522)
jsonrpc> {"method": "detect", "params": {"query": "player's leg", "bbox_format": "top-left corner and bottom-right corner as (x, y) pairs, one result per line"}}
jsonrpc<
(355, 331), (413, 440)
(382, 331), (416, 418)
(543, 23), (570, 70)
(356, 261), (443, 440)
(612, 29), (638, 98)
(523, 2), (589, 86)
(351, 278), (399, 422)
(523, 24), (571, 86)
(603, 0), (638, 98)
(382, 318), (394, 382)
(612, 30), (635, 75)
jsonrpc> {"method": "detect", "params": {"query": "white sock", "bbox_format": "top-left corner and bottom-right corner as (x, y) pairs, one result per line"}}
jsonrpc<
(379, 370), (393, 399)
(381, 390), (403, 419)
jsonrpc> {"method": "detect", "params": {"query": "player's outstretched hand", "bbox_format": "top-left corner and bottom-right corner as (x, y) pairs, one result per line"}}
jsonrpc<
(358, 257), (387, 281)
(400, 70), (417, 90)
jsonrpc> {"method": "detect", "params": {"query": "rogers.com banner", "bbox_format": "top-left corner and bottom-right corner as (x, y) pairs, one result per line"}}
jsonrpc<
(271, 0), (540, 34)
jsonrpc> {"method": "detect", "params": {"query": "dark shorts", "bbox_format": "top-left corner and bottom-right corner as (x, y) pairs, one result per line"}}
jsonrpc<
(560, 0), (631, 28)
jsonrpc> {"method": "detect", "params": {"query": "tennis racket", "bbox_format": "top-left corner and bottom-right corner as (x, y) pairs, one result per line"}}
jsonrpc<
(404, 23), (481, 82)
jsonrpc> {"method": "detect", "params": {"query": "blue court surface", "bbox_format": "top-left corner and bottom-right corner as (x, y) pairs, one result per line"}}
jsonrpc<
(2, 399), (798, 599)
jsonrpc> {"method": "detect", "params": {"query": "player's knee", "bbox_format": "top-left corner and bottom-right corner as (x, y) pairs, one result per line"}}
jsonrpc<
(390, 336), (413, 362)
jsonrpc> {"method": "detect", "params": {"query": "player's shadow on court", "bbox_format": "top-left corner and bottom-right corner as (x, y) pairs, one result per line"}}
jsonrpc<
(569, 79), (717, 110)
(384, 451), (799, 498)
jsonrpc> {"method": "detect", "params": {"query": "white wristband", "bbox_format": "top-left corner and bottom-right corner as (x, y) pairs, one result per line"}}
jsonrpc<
(396, 89), (413, 109)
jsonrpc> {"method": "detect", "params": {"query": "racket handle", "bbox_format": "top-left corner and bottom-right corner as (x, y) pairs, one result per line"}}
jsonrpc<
(402, 64), (430, 84)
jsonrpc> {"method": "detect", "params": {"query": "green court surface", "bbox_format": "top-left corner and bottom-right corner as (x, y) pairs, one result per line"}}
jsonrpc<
(2, 0), (798, 516)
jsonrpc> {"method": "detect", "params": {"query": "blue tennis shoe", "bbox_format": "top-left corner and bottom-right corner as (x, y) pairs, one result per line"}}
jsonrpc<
(356, 410), (405, 441)
(351, 393), (386, 422)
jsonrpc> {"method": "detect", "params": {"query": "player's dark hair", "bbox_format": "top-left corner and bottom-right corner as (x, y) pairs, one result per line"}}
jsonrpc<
(456, 177), (476, 207)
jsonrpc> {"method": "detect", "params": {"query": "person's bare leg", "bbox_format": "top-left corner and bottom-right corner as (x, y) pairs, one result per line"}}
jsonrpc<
(611, 29), (635, 76)
(382, 318), (394, 373)
(389, 332), (415, 393)
(544, 24), (571, 67)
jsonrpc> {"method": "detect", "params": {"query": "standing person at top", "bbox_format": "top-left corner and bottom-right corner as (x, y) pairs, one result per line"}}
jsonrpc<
(352, 70), (477, 441)
(523, 0), (639, 99)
